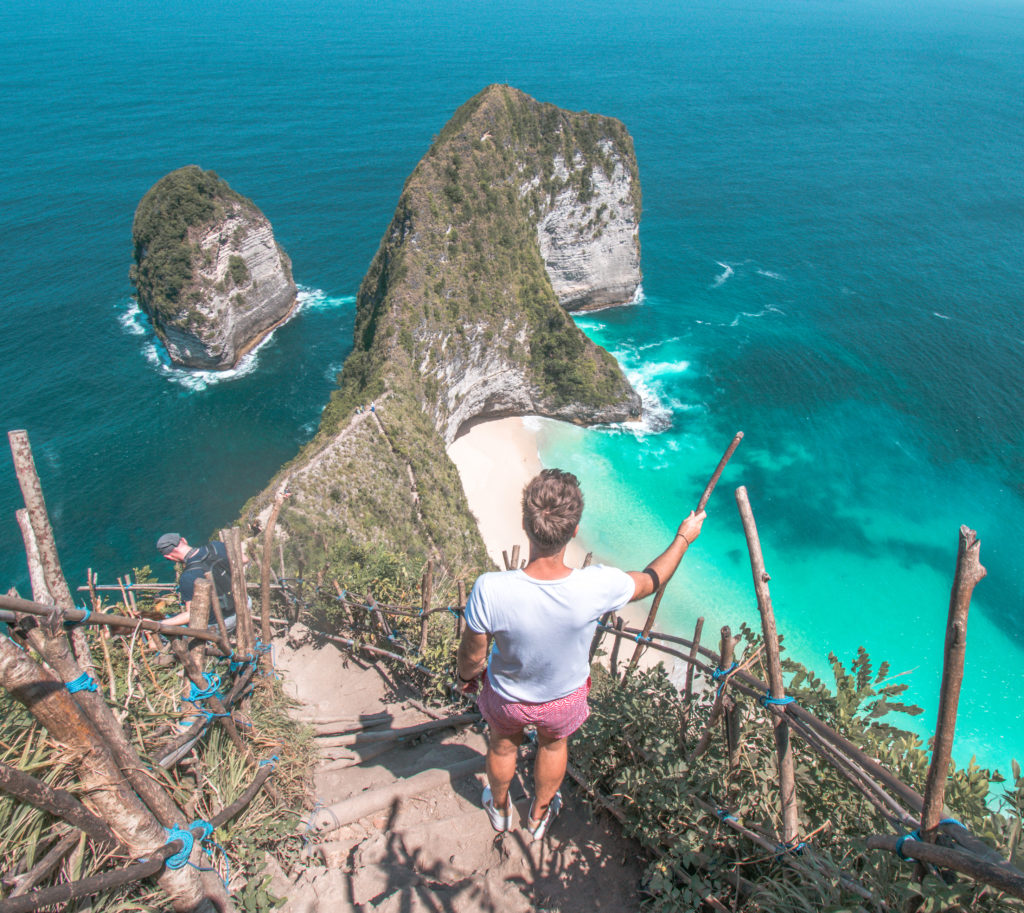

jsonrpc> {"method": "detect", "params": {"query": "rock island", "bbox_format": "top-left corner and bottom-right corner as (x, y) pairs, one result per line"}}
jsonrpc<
(130, 165), (298, 370)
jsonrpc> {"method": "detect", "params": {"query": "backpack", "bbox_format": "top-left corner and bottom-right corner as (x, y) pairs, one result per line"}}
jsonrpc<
(184, 543), (235, 614)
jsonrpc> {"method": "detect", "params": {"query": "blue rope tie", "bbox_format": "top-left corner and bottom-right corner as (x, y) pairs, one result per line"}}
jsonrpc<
(184, 819), (230, 888)
(164, 824), (196, 869)
(66, 672), (99, 694)
(711, 662), (738, 682)
(939, 817), (964, 828)
(776, 840), (806, 857)
(634, 632), (650, 643)
(254, 640), (272, 654)
(715, 808), (737, 823)
(446, 606), (460, 618)
(229, 654), (253, 674)
(259, 755), (280, 768)
(896, 829), (921, 859)
(187, 672), (222, 703)
(199, 709), (230, 722)
(759, 691), (796, 708)
(64, 606), (92, 628)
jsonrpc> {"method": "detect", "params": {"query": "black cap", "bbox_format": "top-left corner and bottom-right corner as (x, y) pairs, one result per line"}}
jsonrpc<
(156, 532), (182, 555)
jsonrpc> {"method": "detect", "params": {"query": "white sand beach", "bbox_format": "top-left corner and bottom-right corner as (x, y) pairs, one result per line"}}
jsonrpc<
(447, 416), (586, 571)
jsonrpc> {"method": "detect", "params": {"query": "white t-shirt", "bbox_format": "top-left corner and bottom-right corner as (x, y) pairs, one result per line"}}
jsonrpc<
(464, 565), (635, 703)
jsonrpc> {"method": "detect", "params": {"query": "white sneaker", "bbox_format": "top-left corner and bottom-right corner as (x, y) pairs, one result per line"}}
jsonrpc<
(527, 792), (562, 841)
(482, 786), (514, 832)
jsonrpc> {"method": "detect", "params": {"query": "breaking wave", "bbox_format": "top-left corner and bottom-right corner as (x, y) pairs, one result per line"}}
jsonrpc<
(711, 262), (734, 287)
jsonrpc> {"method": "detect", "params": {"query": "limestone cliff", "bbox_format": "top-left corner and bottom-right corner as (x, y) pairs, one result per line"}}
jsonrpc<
(250, 86), (644, 575)
(130, 166), (297, 370)
(535, 145), (641, 311)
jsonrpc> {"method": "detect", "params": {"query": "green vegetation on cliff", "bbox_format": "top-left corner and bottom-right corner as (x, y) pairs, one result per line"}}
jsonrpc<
(130, 165), (251, 325)
(323, 84), (639, 434)
(252, 85), (642, 582)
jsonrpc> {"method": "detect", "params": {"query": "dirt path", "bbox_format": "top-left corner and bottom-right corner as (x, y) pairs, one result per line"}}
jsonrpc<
(268, 624), (645, 913)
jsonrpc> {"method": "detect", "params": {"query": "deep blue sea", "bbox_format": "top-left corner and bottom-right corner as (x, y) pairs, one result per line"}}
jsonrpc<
(1, 0), (1021, 771)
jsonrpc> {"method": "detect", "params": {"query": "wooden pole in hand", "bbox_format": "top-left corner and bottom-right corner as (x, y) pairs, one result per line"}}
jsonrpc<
(735, 485), (799, 847)
(920, 526), (986, 843)
(625, 432), (744, 678)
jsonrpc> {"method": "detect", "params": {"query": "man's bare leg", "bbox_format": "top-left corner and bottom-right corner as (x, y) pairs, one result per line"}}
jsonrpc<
(530, 733), (568, 824)
(486, 730), (523, 813)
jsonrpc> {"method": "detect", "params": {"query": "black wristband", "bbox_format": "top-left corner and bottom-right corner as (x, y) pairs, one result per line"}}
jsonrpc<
(643, 567), (661, 592)
(457, 671), (477, 683)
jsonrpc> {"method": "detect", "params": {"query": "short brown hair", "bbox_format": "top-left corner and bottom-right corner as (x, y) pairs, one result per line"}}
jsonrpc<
(521, 469), (583, 553)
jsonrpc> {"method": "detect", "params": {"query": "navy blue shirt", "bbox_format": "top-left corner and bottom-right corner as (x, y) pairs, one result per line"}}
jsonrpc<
(178, 542), (235, 615)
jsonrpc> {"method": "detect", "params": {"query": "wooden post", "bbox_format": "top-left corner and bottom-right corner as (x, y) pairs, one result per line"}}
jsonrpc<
(0, 637), (214, 911)
(583, 551), (593, 568)
(510, 544), (520, 570)
(182, 579), (212, 710)
(332, 580), (354, 627)
(418, 560), (433, 655)
(169, 639), (252, 762)
(8, 431), (74, 609)
(609, 615), (625, 678)
(223, 527), (253, 657)
(686, 628), (741, 764)
(86, 568), (98, 612)
(735, 485), (799, 846)
(361, 592), (391, 639)
(718, 626), (743, 773)
(15, 510), (51, 605)
(588, 612), (610, 663)
(8, 433), (100, 676)
(679, 616), (705, 738)
(205, 571), (232, 655)
(456, 579), (466, 640)
(501, 549), (512, 570)
(261, 480), (290, 649)
(920, 526), (986, 842)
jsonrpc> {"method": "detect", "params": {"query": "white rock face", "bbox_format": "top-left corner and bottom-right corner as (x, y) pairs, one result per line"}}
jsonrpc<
(158, 206), (296, 370)
(535, 143), (641, 312)
(429, 322), (639, 445)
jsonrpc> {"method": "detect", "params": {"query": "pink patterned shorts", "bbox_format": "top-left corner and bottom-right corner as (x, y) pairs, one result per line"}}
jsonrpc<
(478, 673), (592, 741)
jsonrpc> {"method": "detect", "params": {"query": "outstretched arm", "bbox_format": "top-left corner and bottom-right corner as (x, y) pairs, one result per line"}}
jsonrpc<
(626, 510), (706, 600)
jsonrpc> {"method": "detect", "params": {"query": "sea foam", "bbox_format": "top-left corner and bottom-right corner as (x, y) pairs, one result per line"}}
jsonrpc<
(123, 285), (353, 391)
(712, 262), (734, 287)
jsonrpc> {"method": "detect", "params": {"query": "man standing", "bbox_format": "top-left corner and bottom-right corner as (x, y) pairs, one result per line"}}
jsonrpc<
(455, 468), (705, 840)
(156, 533), (237, 630)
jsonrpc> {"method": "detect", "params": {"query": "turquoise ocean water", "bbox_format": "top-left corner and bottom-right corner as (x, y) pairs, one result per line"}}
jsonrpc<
(1, 0), (1021, 770)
